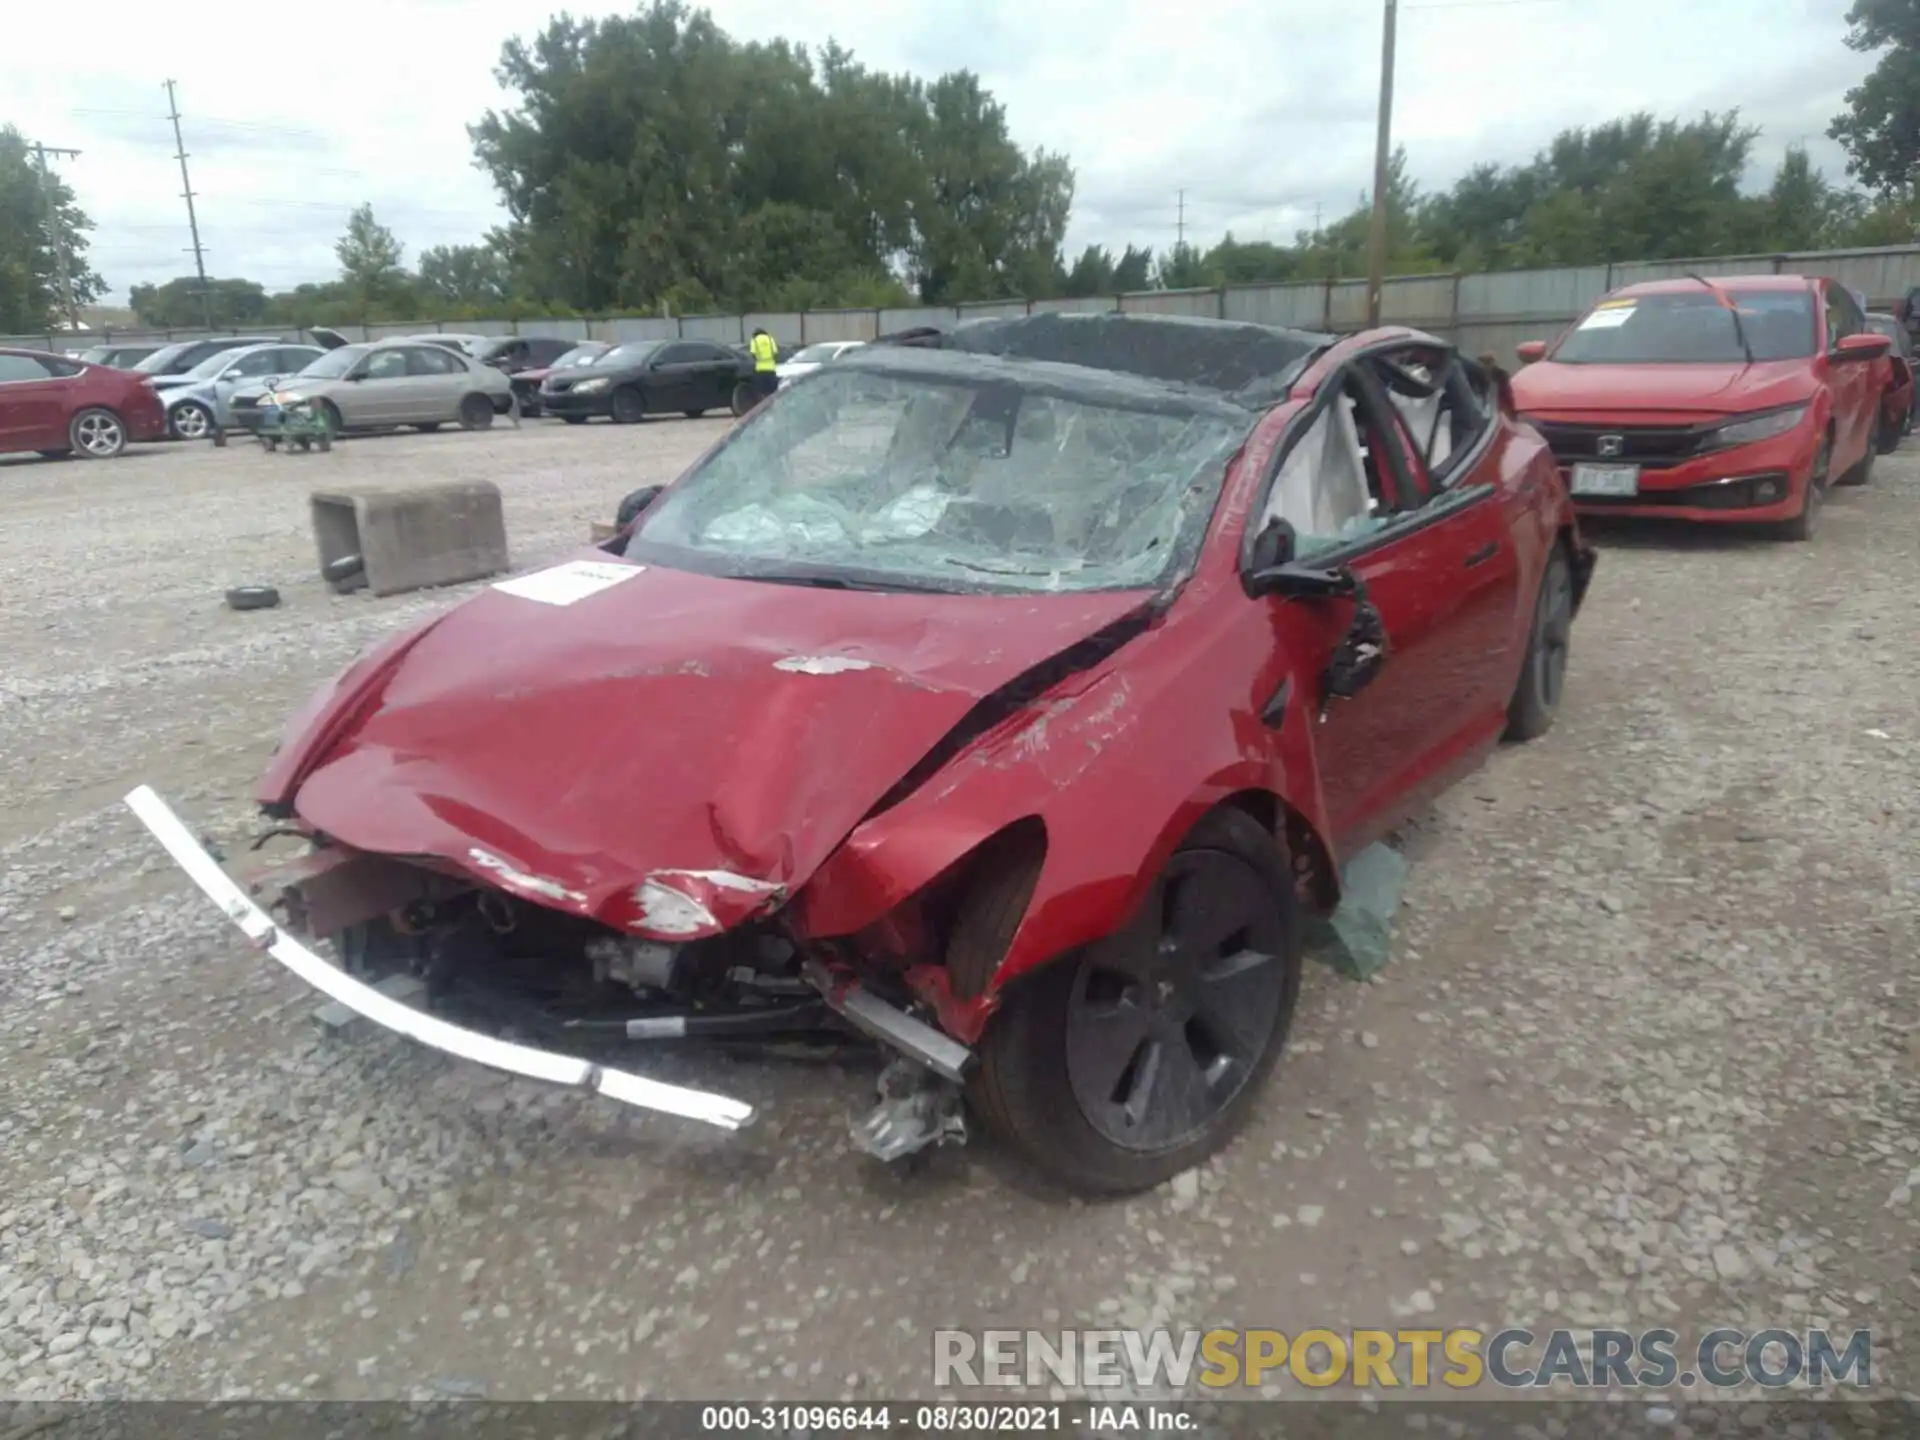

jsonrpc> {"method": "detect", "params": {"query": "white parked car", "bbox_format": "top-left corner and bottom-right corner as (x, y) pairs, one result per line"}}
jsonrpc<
(775, 339), (865, 385)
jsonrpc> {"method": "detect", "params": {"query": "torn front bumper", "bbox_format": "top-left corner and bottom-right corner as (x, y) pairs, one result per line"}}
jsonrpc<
(122, 785), (756, 1133)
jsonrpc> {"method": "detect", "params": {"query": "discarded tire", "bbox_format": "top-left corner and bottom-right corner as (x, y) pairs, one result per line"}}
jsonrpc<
(225, 585), (281, 612)
(322, 553), (366, 586)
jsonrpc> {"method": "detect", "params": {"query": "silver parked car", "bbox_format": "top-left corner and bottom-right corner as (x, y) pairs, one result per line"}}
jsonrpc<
(258, 340), (514, 433)
(158, 342), (326, 440)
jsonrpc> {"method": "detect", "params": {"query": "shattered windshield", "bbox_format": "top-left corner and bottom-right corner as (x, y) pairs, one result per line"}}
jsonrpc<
(626, 363), (1250, 594)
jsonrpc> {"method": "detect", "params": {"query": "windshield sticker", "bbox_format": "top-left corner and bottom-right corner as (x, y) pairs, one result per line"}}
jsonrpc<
(1579, 304), (1636, 330)
(493, 560), (645, 607)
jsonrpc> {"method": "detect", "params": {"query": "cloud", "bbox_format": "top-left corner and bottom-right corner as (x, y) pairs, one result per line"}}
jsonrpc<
(0, 0), (1876, 303)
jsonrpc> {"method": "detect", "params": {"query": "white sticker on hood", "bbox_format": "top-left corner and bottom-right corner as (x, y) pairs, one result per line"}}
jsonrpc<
(493, 560), (645, 607)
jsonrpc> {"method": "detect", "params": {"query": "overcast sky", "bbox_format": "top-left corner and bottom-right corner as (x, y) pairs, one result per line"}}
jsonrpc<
(4, 0), (1875, 304)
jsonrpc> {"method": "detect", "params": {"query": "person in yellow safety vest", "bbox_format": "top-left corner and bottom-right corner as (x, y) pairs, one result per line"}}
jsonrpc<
(749, 328), (780, 402)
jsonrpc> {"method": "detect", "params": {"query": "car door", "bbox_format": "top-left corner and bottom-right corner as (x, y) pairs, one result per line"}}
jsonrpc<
(1249, 352), (1521, 859)
(691, 341), (746, 408)
(0, 353), (75, 451)
(1822, 282), (1876, 469)
(642, 343), (701, 412)
(346, 346), (413, 424)
(401, 344), (471, 421)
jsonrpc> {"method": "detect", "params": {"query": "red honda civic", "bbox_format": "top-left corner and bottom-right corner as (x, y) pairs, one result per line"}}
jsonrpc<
(1510, 275), (1891, 540)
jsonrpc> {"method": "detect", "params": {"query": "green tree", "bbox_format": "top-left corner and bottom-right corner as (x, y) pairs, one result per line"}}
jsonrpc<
(129, 276), (268, 328)
(1110, 244), (1154, 292)
(1764, 145), (1841, 252)
(1829, 0), (1920, 195)
(0, 125), (105, 332)
(1155, 242), (1215, 290)
(470, 1), (1071, 312)
(335, 203), (413, 309)
(417, 243), (510, 307)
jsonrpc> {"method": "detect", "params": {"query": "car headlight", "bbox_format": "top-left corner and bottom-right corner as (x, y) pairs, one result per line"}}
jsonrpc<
(1710, 404), (1809, 449)
(572, 377), (610, 395)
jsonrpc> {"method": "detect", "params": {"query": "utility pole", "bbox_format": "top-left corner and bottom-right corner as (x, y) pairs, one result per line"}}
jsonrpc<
(1364, 0), (1399, 328)
(30, 142), (83, 334)
(164, 79), (214, 330)
(1176, 189), (1186, 250)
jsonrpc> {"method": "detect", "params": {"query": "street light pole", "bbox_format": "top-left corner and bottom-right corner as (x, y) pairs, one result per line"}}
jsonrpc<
(1364, 0), (1399, 329)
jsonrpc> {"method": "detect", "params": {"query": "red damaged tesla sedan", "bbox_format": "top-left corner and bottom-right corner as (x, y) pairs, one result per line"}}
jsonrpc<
(126, 313), (1595, 1195)
(1510, 275), (1891, 540)
(0, 347), (169, 459)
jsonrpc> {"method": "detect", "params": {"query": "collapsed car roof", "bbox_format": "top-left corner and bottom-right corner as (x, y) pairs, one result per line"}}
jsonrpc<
(866, 310), (1336, 410)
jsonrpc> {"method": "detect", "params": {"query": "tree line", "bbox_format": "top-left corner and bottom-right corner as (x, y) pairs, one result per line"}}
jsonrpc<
(5, 0), (1920, 334)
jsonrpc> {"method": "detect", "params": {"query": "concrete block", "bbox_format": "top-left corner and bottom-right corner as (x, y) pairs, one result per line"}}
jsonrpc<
(314, 972), (428, 1039)
(310, 480), (509, 598)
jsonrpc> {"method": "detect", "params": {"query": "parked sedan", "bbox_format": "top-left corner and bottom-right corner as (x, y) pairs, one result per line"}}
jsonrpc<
(506, 341), (607, 417)
(127, 311), (1594, 1196)
(132, 336), (282, 379)
(1512, 275), (1891, 541)
(0, 348), (168, 459)
(77, 343), (164, 370)
(1866, 312), (1916, 450)
(260, 340), (514, 433)
(775, 338), (864, 385)
(540, 338), (754, 423)
(156, 343), (326, 440)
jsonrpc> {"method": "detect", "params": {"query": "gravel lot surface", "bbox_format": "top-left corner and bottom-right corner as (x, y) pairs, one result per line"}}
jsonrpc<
(1, 422), (1915, 1409)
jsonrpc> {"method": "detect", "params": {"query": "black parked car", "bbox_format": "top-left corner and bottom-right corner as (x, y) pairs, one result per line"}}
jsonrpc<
(540, 339), (755, 423)
(474, 335), (580, 374)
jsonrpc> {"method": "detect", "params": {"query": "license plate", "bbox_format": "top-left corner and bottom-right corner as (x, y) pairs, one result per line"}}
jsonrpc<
(1570, 462), (1640, 496)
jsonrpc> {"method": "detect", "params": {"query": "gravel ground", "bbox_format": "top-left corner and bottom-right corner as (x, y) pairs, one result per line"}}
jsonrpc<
(1, 422), (1915, 1409)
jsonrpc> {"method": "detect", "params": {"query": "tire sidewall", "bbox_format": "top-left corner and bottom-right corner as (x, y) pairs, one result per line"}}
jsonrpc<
(170, 401), (212, 441)
(972, 808), (1302, 1195)
(69, 408), (126, 459)
(612, 387), (647, 424)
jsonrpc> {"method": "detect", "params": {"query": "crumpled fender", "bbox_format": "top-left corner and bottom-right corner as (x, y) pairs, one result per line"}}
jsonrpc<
(794, 571), (1336, 1016)
(257, 615), (447, 813)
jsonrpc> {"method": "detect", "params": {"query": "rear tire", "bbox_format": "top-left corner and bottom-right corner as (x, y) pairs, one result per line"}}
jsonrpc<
(1504, 542), (1574, 742)
(610, 387), (648, 424)
(457, 394), (494, 430)
(69, 407), (127, 460)
(963, 809), (1301, 1196)
(729, 381), (755, 417)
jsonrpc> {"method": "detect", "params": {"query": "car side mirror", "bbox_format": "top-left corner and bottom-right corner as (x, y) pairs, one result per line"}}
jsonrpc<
(1515, 340), (1548, 364)
(1833, 332), (1891, 362)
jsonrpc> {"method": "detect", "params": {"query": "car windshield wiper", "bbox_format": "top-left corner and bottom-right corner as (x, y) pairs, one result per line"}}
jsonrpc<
(1687, 272), (1755, 366)
(733, 568), (955, 594)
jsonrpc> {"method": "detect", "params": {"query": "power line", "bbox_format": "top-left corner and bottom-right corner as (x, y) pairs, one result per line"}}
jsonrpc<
(30, 142), (84, 331)
(163, 80), (213, 329)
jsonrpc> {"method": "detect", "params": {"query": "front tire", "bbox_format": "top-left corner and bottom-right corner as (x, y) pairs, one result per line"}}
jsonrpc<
(1504, 542), (1574, 742)
(964, 808), (1301, 1196)
(169, 401), (213, 441)
(69, 408), (127, 460)
(1776, 434), (1830, 541)
(610, 387), (648, 424)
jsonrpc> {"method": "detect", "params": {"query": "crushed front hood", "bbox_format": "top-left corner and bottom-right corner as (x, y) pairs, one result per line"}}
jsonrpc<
(289, 558), (1154, 937)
